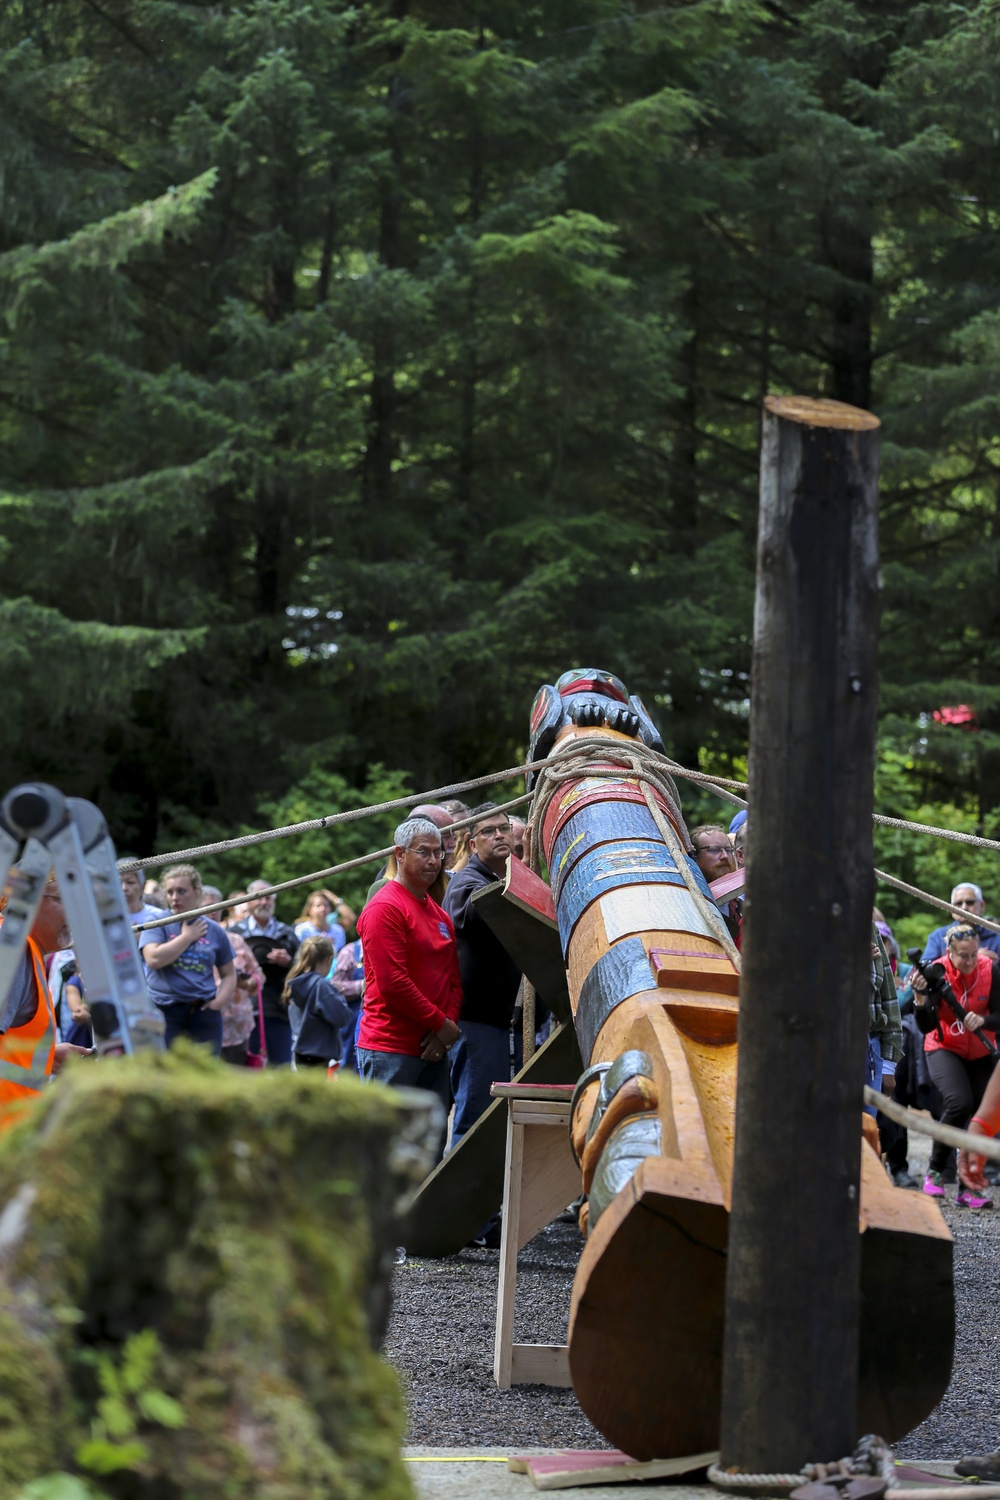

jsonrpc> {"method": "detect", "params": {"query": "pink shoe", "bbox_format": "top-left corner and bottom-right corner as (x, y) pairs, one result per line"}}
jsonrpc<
(955, 1189), (993, 1210)
(923, 1172), (945, 1197)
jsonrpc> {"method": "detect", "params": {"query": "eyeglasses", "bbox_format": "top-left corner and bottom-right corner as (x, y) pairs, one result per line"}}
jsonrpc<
(953, 898), (979, 908)
(475, 825), (512, 840)
(410, 846), (443, 861)
(696, 845), (731, 857)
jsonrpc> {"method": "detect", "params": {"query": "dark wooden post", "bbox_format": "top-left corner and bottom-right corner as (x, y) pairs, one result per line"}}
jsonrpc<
(720, 395), (881, 1473)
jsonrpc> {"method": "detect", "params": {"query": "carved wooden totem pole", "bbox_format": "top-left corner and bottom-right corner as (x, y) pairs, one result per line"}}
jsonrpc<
(526, 668), (953, 1462)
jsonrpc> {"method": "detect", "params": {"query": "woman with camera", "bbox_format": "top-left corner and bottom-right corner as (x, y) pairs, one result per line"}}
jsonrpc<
(913, 922), (1000, 1206)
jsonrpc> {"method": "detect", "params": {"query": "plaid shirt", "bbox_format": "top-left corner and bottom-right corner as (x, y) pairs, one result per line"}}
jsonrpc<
(870, 927), (903, 1063)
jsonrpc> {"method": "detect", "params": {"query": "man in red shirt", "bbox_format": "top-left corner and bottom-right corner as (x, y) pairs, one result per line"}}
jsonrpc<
(357, 818), (462, 1134)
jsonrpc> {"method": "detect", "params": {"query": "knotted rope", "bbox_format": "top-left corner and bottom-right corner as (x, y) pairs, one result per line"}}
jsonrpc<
(524, 736), (742, 974)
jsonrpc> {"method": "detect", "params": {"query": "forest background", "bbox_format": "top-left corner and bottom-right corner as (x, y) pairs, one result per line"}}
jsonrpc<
(2, 0), (1000, 948)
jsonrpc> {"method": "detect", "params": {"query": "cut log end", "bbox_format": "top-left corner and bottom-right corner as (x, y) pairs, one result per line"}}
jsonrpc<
(764, 394), (880, 431)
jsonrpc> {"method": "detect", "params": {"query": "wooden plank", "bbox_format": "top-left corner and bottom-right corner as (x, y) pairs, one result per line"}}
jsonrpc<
(709, 867), (745, 906)
(490, 1082), (575, 1101)
(511, 1099), (572, 1126)
(649, 947), (739, 997)
(509, 1343), (572, 1387)
(472, 882), (570, 1020)
(494, 1104), (524, 1390)
(517, 1120), (580, 1246)
(402, 1020), (582, 1257)
(503, 856), (558, 925)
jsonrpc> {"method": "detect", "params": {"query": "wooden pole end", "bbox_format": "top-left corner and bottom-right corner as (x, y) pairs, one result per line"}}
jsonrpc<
(763, 394), (880, 431)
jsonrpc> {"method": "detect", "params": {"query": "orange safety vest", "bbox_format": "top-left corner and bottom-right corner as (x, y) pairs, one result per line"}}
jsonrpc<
(0, 936), (57, 1131)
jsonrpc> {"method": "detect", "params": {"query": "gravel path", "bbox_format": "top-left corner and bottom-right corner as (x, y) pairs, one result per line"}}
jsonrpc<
(384, 1217), (606, 1449)
(385, 1133), (1000, 1459)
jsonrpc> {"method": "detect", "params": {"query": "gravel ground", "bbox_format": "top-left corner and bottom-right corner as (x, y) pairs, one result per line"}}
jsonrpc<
(894, 1133), (1000, 1460)
(384, 1216), (606, 1448)
(385, 1130), (1000, 1459)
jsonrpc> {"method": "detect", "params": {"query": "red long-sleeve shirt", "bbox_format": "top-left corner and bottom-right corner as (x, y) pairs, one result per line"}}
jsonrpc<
(356, 881), (463, 1056)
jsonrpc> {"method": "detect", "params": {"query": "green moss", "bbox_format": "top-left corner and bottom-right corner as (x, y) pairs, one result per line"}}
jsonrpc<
(0, 1046), (423, 1500)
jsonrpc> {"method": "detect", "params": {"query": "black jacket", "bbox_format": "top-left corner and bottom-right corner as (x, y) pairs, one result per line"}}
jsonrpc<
(233, 918), (300, 1020)
(288, 971), (351, 1061)
(443, 854), (522, 1028)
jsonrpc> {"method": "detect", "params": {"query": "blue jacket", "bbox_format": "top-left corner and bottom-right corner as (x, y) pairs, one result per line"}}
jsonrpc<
(288, 971), (350, 1062)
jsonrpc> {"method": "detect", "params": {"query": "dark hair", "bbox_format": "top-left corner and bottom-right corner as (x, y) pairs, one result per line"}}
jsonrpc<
(470, 801), (506, 834)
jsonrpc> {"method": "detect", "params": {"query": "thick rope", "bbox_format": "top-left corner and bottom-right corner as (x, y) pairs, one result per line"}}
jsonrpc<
(874, 867), (1000, 939)
(865, 1085), (1000, 1161)
(122, 762), (551, 873)
(134, 794), (531, 930)
(709, 1433), (897, 1496)
(527, 736), (742, 970)
(522, 979), (537, 1064)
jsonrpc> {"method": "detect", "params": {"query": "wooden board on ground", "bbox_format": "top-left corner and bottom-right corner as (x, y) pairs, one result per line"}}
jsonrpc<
(506, 1448), (718, 1490)
(473, 879), (571, 1022)
(402, 1021), (582, 1257)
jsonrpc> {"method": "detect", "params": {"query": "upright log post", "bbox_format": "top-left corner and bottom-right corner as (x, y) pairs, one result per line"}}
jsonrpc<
(720, 395), (882, 1473)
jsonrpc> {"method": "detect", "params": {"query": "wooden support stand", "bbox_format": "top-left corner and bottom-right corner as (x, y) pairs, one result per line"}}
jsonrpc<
(492, 1085), (581, 1390)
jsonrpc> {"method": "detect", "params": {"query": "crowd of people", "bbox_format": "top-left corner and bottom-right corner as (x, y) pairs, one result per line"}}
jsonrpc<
(3, 793), (999, 1227)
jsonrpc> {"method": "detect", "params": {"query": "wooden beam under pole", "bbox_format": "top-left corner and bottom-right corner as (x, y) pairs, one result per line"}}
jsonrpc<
(719, 394), (882, 1472)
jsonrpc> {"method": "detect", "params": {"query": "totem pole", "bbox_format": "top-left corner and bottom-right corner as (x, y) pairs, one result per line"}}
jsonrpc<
(527, 668), (953, 1462)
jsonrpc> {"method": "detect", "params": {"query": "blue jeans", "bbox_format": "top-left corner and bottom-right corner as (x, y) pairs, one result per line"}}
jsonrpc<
(356, 1047), (451, 1160)
(248, 1014), (293, 1067)
(449, 1019), (522, 1149)
(162, 1003), (222, 1055)
(356, 1046), (449, 1103)
(341, 999), (363, 1073)
(865, 1035), (883, 1117)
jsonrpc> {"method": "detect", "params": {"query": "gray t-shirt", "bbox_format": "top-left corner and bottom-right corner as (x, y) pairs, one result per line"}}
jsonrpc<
(0, 951), (40, 1034)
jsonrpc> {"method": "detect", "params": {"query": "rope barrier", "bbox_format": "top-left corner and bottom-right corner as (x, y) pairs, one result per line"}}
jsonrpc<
(864, 1086), (1000, 1161)
(134, 794), (532, 930)
(121, 762), (551, 874)
(874, 868), (1000, 939)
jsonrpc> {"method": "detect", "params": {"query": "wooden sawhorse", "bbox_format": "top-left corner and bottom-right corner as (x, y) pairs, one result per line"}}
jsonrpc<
(490, 1082), (581, 1390)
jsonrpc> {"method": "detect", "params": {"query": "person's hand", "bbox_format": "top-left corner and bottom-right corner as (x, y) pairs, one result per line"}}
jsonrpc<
(965, 1011), (984, 1032)
(881, 1073), (896, 1097)
(959, 1120), (991, 1193)
(436, 1017), (460, 1049)
(420, 1034), (446, 1062)
(52, 1043), (95, 1074)
(267, 947), (292, 966)
(182, 917), (208, 944)
(912, 970), (928, 997)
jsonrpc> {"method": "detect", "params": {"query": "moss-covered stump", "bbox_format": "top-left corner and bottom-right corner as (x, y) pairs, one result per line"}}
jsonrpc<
(0, 1045), (441, 1500)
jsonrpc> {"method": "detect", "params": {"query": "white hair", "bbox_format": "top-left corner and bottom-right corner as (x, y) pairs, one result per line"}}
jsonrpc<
(394, 817), (441, 850)
(951, 882), (983, 904)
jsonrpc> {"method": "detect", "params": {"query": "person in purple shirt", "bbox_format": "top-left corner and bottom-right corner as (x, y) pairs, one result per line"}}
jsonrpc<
(137, 863), (235, 1055)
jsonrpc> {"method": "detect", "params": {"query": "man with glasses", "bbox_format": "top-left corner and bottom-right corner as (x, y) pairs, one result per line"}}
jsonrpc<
(443, 803), (523, 1152)
(356, 818), (462, 1138)
(922, 883), (1000, 964)
(690, 824), (742, 942)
